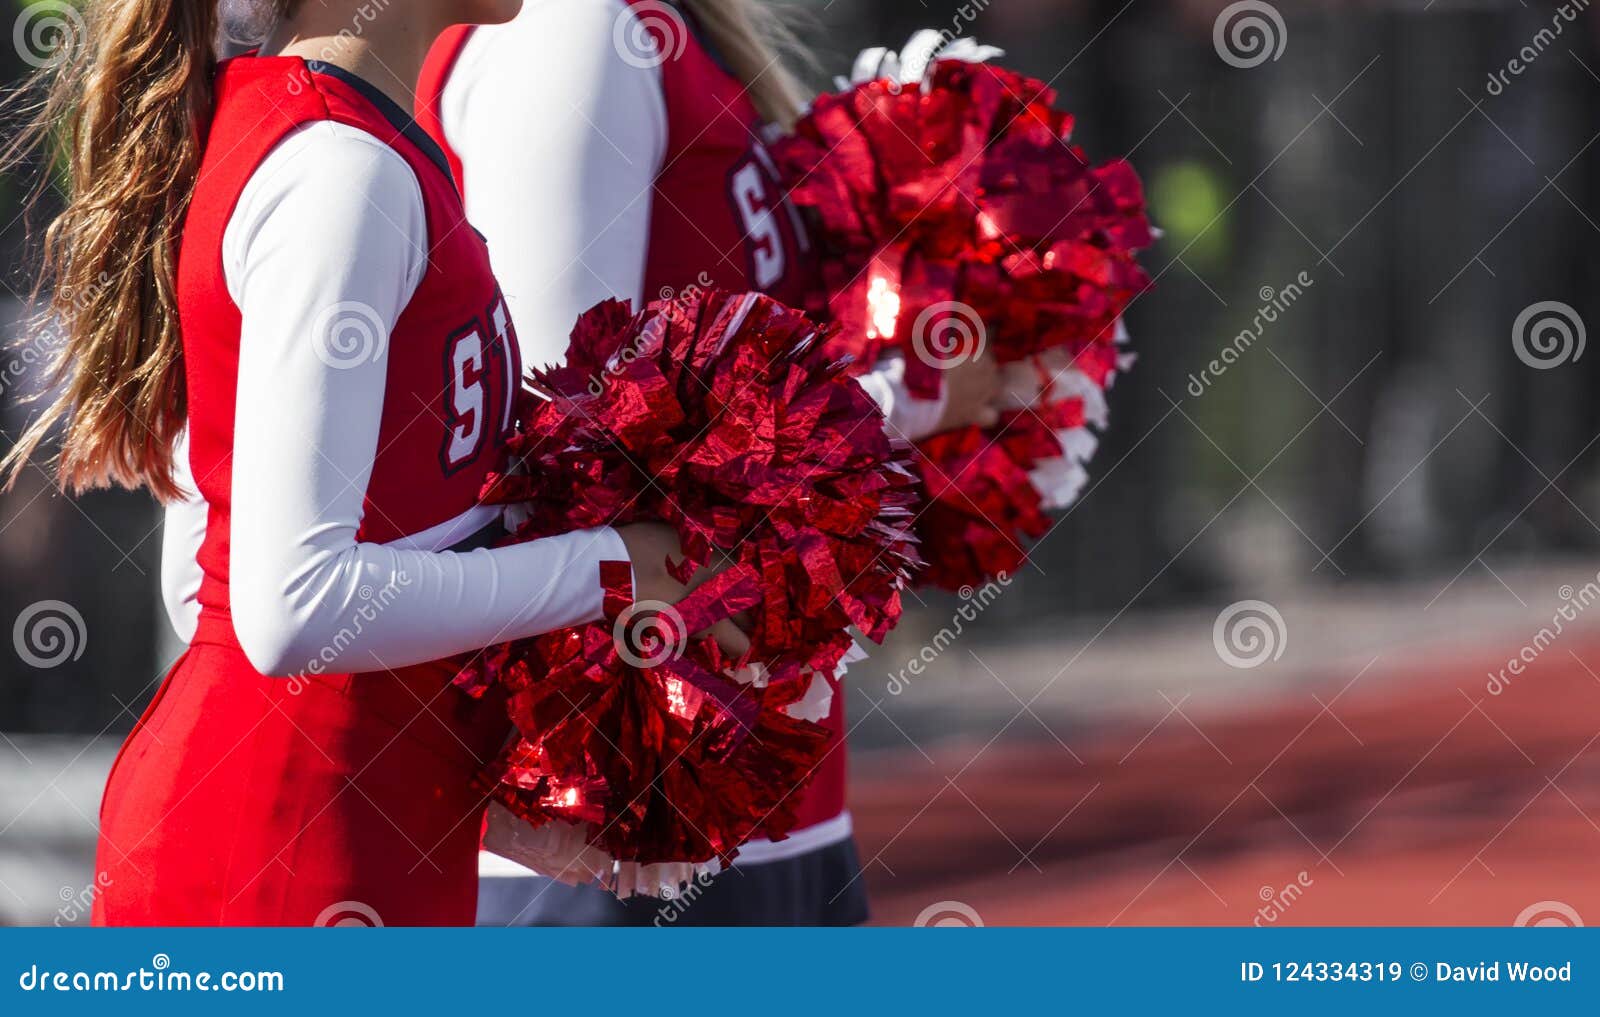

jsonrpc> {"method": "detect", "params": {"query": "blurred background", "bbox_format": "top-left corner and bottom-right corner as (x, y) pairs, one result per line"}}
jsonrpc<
(3, 0), (1599, 926)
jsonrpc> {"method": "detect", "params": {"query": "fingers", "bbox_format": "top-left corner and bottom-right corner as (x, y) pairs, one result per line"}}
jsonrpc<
(973, 355), (1003, 398)
(706, 617), (751, 660)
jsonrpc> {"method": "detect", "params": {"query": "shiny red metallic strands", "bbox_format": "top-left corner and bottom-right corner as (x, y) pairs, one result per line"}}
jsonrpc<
(459, 291), (920, 867)
(773, 60), (1153, 590)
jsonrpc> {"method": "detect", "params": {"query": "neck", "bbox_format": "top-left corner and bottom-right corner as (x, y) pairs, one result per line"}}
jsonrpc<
(261, 5), (447, 111)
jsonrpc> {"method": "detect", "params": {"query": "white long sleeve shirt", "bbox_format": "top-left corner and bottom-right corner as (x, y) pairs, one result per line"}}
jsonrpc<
(163, 119), (626, 675)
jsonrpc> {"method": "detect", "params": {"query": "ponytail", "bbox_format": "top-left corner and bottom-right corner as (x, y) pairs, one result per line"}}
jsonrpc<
(680, 0), (811, 129)
(0, 1), (221, 501)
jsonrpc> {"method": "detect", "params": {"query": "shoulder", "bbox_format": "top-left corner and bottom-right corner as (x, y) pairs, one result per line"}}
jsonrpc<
(455, 0), (665, 90)
(443, 0), (667, 165)
(244, 122), (423, 227)
(225, 122), (427, 294)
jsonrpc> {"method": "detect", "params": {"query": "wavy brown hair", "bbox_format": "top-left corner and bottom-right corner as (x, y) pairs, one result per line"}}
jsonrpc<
(0, 1), (232, 501)
(682, 0), (810, 128)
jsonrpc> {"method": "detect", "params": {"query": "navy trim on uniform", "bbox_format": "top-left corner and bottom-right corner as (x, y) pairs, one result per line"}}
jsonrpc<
(444, 517), (506, 555)
(304, 60), (456, 185)
(667, 0), (739, 81)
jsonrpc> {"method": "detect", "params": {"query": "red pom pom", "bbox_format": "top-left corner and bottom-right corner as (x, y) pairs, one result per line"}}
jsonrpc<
(464, 291), (920, 875)
(773, 60), (1153, 590)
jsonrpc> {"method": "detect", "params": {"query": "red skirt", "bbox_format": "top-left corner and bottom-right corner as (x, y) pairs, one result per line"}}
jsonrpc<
(93, 629), (509, 927)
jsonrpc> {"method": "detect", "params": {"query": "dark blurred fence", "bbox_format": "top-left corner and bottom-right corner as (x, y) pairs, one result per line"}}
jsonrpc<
(3, 0), (1597, 734)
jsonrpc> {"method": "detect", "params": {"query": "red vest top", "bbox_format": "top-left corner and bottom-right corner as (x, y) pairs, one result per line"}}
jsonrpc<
(178, 55), (522, 673)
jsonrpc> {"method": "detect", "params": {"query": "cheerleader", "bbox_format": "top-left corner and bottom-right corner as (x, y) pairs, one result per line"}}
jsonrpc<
(414, 0), (1004, 926)
(2, 0), (739, 926)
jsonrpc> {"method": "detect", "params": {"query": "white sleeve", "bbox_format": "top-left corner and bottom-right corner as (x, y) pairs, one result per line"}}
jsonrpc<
(444, 6), (947, 443)
(159, 427), (206, 643)
(225, 121), (627, 678)
(852, 354), (948, 442)
(441, 0), (667, 365)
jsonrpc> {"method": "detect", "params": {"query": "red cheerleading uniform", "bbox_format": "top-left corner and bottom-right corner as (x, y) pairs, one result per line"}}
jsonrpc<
(417, 8), (849, 839)
(94, 56), (521, 926)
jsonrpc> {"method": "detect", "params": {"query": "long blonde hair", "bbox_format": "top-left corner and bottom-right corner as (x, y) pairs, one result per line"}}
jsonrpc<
(680, 0), (810, 128)
(0, 1), (245, 501)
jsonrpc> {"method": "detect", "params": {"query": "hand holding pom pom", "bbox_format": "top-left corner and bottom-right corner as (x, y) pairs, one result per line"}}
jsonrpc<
(773, 57), (1154, 591)
(461, 291), (921, 895)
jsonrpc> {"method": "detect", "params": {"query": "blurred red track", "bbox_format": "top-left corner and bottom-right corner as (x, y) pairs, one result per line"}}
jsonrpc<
(852, 636), (1600, 926)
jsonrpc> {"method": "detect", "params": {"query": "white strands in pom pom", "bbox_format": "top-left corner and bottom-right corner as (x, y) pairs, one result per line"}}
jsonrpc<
(846, 29), (1006, 90)
(1008, 319), (1133, 511)
(481, 806), (613, 887)
(483, 805), (728, 900)
(783, 671), (837, 723)
(1031, 428), (1099, 510)
(610, 859), (721, 901)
